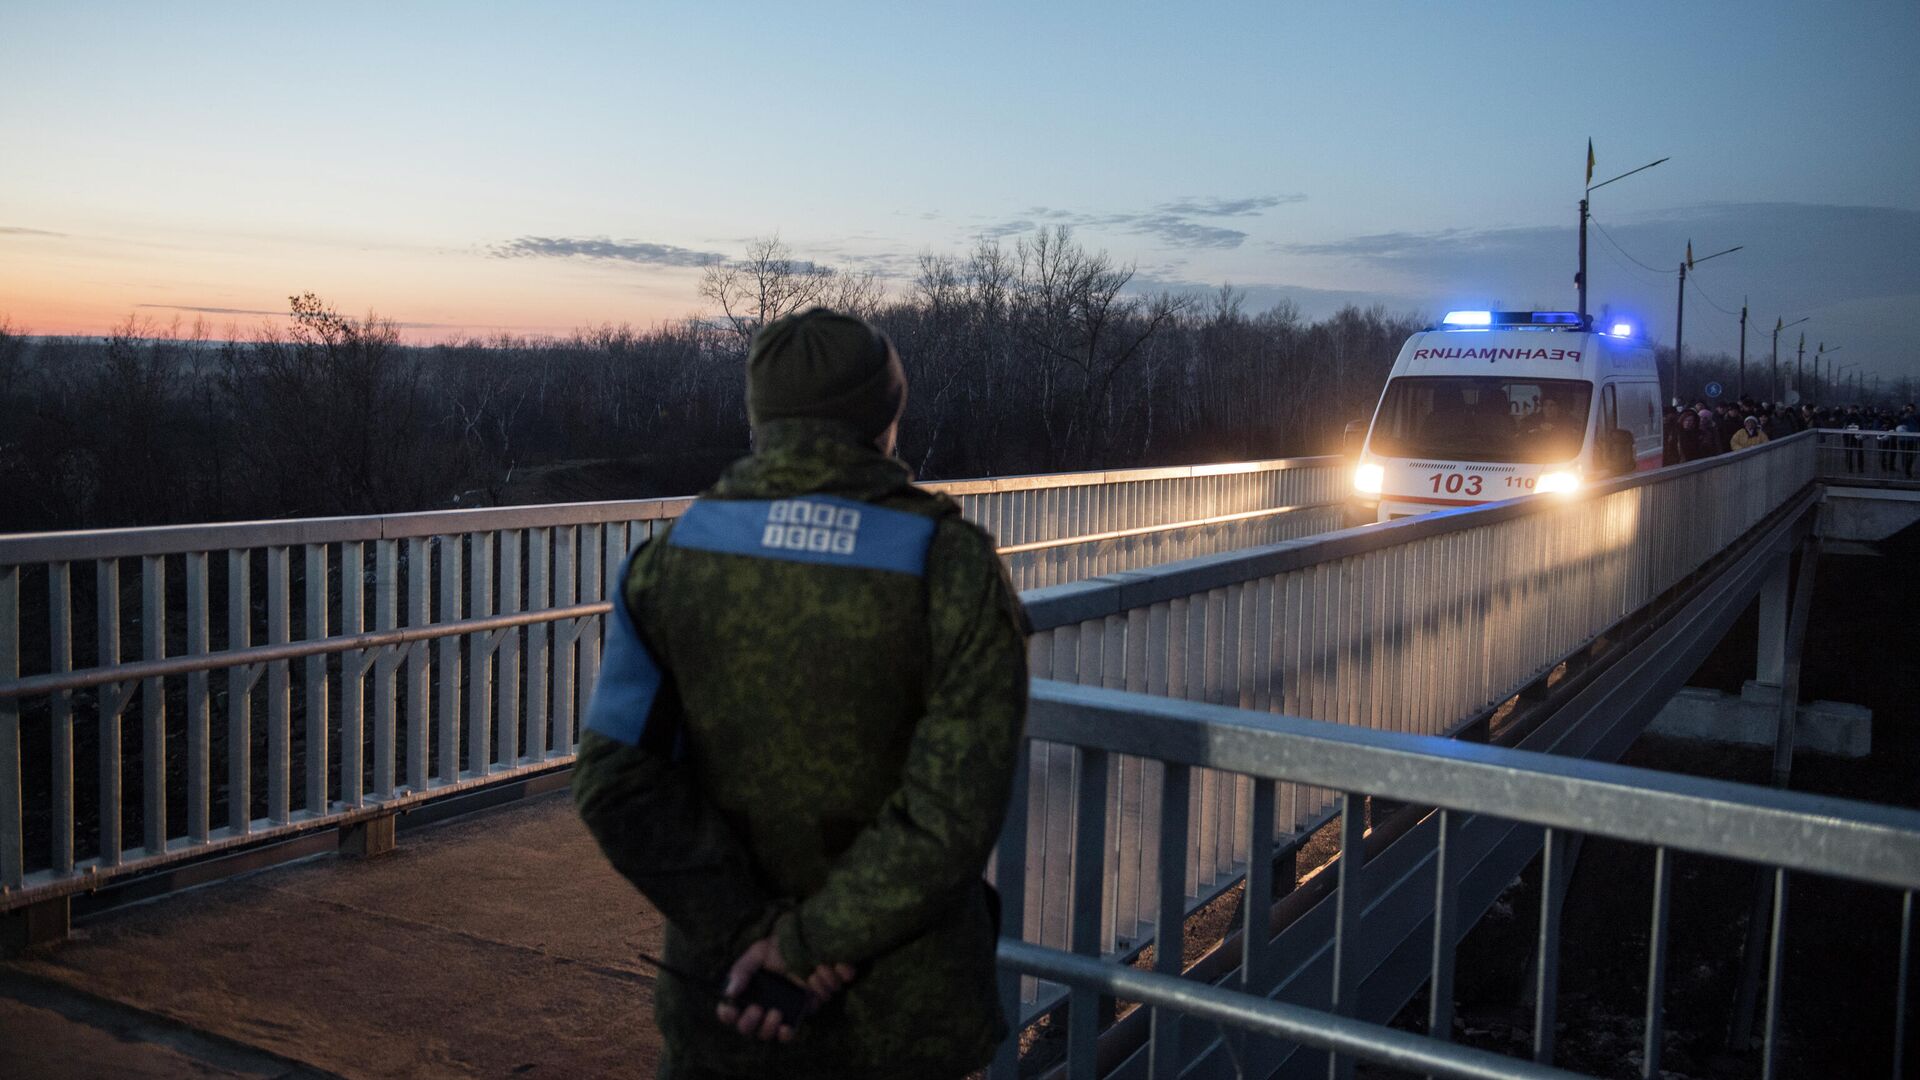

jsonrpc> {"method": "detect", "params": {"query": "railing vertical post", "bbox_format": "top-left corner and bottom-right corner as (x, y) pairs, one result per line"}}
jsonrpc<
(1895, 890), (1912, 1080)
(141, 554), (166, 852)
(0, 565), (20, 890)
(303, 544), (329, 817)
(496, 530), (522, 766)
(1643, 846), (1672, 1079)
(436, 537), (462, 781)
(1761, 868), (1790, 1080)
(551, 527), (576, 754)
(525, 527), (550, 760)
(340, 542), (365, 808)
(404, 538), (430, 792)
(373, 540), (398, 800)
(97, 559), (123, 864)
(1242, 778), (1276, 992)
(988, 739), (1033, 1080)
(226, 552), (251, 835)
(467, 533), (493, 776)
(1328, 791), (1368, 1080)
(185, 552), (211, 842)
(265, 546), (290, 824)
(50, 563), (74, 873)
(1428, 808), (1459, 1048)
(1534, 828), (1568, 1065)
(1067, 746), (1109, 1078)
(578, 526), (602, 701)
(1148, 763), (1191, 1080)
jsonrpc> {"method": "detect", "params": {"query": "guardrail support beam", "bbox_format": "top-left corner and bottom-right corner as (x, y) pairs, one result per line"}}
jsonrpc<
(1754, 554), (1789, 688)
(339, 814), (397, 858)
(1, 895), (70, 956)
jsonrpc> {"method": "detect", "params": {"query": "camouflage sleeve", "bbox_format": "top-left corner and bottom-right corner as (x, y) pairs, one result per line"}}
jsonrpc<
(776, 518), (1029, 970)
(571, 553), (778, 958)
(573, 731), (778, 956)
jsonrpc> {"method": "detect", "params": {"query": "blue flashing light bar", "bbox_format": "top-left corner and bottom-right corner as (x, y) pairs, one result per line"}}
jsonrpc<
(1439, 310), (1591, 330)
(1610, 322), (1634, 337)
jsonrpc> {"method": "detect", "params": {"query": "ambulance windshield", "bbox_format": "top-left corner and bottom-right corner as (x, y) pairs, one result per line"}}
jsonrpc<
(1369, 376), (1592, 464)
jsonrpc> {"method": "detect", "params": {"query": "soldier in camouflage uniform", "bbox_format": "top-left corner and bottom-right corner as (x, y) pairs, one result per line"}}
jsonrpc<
(573, 308), (1029, 1080)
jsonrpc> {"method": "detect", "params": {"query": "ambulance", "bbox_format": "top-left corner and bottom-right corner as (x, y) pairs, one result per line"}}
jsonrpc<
(1350, 310), (1664, 522)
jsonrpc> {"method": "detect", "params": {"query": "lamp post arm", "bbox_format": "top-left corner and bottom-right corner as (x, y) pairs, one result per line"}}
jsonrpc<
(1587, 156), (1670, 194)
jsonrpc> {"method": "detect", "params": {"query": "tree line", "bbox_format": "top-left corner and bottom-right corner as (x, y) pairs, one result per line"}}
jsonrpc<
(1, 227), (1782, 534)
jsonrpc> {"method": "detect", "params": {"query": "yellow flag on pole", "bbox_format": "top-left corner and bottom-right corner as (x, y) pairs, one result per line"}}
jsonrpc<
(1586, 139), (1595, 185)
(1686, 241), (1694, 269)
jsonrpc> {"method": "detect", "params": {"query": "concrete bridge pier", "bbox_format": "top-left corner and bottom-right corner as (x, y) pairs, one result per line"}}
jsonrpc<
(1649, 545), (1872, 757)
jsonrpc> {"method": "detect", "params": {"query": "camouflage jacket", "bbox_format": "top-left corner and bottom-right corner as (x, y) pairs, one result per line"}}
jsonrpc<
(573, 418), (1029, 1079)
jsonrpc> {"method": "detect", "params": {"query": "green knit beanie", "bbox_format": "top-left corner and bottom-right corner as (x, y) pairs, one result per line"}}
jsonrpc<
(746, 308), (906, 442)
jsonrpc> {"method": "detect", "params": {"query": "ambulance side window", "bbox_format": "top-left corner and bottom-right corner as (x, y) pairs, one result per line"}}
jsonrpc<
(1598, 384), (1635, 475)
(1619, 383), (1661, 440)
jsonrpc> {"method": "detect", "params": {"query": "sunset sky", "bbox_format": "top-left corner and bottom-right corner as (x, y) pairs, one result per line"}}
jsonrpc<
(4, 1), (1918, 383)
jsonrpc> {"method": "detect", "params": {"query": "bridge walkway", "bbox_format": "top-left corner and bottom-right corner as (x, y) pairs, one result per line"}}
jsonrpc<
(3, 787), (663, 1079)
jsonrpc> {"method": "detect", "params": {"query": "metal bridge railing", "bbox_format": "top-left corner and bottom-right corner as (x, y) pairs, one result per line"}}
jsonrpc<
(1001, 432), (1820, 984)
(943, 458), (1346, 591)
(992, 680), (1920, 1079)
(1812, 427), (1920, 485)
(0, 456), (1343, 904)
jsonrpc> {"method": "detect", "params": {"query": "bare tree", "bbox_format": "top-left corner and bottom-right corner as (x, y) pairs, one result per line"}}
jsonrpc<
(1012, 226), (1192, 464)
(0, 314), (23, 394)
(223, 293), (451, 517)
(698, 236), (837, 348)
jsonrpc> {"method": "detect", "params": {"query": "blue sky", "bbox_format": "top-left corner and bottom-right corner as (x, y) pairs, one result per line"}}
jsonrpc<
(3, 1), (1917, 384)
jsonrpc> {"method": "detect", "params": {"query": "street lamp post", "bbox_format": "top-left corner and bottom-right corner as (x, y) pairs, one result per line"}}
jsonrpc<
(1814, 343), (1842, 404)
(1738, 297), (1749, 400)
(1770, 316), (1810, 403)
(1578, 144), (1669, 321)
(1674, 241), (1742, 403)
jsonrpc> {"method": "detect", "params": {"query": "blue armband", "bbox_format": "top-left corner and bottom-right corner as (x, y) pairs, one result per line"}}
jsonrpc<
(582, 551), (664, 747)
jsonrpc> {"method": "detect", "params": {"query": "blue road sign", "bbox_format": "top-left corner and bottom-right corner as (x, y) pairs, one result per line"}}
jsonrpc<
(1704, 381), (1723, 399)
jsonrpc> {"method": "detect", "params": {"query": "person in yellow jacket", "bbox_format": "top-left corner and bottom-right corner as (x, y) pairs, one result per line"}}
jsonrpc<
(1730, 414), (1770, 451)
(574, 308), (1029, 1080)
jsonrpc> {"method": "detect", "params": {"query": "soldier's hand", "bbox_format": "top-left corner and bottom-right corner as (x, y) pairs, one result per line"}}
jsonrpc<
(717, 936), (801, 1042)
(805, 961), (858, 1001)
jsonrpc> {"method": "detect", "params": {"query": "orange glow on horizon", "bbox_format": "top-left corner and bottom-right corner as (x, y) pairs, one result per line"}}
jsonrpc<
(0, 231), (709, 343)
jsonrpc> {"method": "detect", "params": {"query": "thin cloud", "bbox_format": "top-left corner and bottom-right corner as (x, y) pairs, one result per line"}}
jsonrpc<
(1155, 195), (1306, 217)
(979, 194), (1302, 250)
(489, 236), (727, 268)
(1130, 273), (1429, 319)
(0, 225), (66, 237)
(135, 303), (288, 317)
(979, 218), (1037, 239)
(1281, 202), (1920, 303)
(1129, 215), (1249, 249)
(132, 303), (468, 332)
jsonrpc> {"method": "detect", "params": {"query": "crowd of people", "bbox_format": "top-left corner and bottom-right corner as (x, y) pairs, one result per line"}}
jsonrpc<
(1664, 397), (1920, 476)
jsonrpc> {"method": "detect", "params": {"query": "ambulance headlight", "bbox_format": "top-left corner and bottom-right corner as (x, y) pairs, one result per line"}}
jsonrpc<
(1535, 471), (1580, 494)
(1354, 463), (1384, 494)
